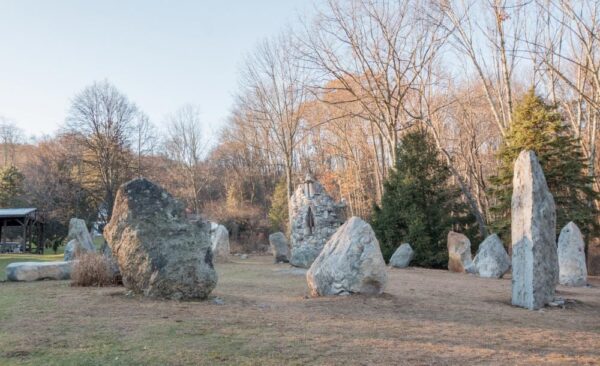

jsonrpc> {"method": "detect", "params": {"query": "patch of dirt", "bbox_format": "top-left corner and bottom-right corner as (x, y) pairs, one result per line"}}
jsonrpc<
(1, 257), (599, 365)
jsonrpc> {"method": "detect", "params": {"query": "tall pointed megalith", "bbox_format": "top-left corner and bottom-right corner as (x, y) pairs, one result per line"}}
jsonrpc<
(511, 150), (558, 310)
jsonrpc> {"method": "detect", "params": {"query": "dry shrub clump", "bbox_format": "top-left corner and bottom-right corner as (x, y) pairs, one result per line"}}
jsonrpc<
(71, 252), (117, 287)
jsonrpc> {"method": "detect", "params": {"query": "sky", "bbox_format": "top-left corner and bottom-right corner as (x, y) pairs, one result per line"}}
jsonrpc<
(0, 0), (308, 140)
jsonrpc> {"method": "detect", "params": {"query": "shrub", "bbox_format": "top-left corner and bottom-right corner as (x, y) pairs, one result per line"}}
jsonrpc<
(70, 252), (116, 287)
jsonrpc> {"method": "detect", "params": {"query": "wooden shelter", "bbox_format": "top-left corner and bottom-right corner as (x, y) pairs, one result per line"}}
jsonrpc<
(0, 208), (44, 254)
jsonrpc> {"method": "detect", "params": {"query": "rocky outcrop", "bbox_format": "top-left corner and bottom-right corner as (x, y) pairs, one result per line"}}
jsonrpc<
(210, 224), (230, 261)
(63, 218), (96, 261)
(469, 234), (510, 278)
(511, 150), (558, 310)
(389, 243), (414, 268)
(6, 261), (72, 281)
(447, 232), (473, 273)
(104, 178), (217, 300)
(558, 222), (587, 287)
(307, 217), (387, 296)
(269, 232), (290, 263)
(289, 174), (346, 268)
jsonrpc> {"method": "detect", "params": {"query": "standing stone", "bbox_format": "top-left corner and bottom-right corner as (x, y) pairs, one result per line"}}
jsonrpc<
(269, 232), (290, 263)
(447, 232), (473, 273)
(307, 217), (387, 296)
(210, 224), (230, 261)
(558, 222), (587, 287)
(63, 218), (96, 261)
(104, 178), (217, 300)
(6, 261), (72, 281)
(389, 243), (414, 268)
(511, 150), (558, 310)
(100, 241), (121, 282)
(469, 234), (510, 278)
(289, 174), (346, 268)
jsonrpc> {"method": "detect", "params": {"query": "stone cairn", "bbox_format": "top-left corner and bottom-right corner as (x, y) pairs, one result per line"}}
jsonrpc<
(289, 174), (346, 268)
(511, 150), (558, 310)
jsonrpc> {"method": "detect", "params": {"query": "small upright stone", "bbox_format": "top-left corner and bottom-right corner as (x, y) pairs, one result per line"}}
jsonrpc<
(470, 234), (510, 278)
(269, 232), (290, 263)
(210, 224), (230, 261)
(447, 231), (472, 273)
(307, 217), (387, 296)
(511, 150), (558, 310)
(63, 218), (96, 261)
(558, 222), (587, 287)
(389, 243), (414, 268)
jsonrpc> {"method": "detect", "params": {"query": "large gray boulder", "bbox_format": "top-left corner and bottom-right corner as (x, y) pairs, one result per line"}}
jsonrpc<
(6, 261), (72, 281)
(511, 150), (558, 310)
(558, 222), (587, 287)
(307, 217), (387, 296)
(389, 243), (414, 268)
(63, 218), (96, 261)
(210, 224), (230, 261)
(469, 234), (510, 278)
(104, 178), (217, 300)
(269, 232), (290, 263)
(447, 232), (473, 273)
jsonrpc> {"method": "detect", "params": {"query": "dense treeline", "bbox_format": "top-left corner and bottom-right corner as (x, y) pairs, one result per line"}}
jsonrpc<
(2, 0), (600, 257)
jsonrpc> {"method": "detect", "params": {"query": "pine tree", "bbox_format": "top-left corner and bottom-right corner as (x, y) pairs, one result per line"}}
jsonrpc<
(371, 129), (476, 268)
(0, 165), (25, 207)
(268, 177), (289, 233)
(489, 88), (599, 241)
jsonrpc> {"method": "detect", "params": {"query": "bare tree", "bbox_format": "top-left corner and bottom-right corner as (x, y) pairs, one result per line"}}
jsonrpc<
(0, 117), (24, 167)
(133, 112), (157, 178)
(66, 80), (137, 221)
(239, 31), (309, 228)
(163, 104), (209, 214)
(300, 0), (448, 174)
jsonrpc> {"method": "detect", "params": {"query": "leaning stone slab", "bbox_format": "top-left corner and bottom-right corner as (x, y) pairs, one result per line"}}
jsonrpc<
(558, 222), (587, 287)
(64, 218), (96, 261)
(269, 232), (290, 263)
(511, 150), (558, 310)
(389, 243), (414, 268)
(470, 234), (510, 278)
(104, 178), (217, 300)
(307, 217), (387, 296)
(6, 261), (72, 281)
(447, 232), (473, 273)
(210, 224), (230, 261)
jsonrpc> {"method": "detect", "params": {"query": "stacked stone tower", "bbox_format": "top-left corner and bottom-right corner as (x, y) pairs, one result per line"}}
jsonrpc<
(289, 174), (346, 268)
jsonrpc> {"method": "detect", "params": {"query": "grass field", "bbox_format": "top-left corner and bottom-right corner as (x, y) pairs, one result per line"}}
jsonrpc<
(0, 256), (599, 365)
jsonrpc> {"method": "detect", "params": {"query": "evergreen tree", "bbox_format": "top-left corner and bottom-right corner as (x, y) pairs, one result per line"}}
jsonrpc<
(0, 165), (25, 207)
(268, 177), (289, 233)
(489, 88), (599, 241)
(372, 129), (476, 268)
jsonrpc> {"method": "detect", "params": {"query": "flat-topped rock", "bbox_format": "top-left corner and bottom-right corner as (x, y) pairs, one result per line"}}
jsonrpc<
(389, 243), (414, 268)
(307, 217), (387, 296)
(447, 231), (472, 273)
(470, 234), (510, 278)
(6, 261), (72, 281)
(511, 150), (558, 310)
(558, 222), (587, 287)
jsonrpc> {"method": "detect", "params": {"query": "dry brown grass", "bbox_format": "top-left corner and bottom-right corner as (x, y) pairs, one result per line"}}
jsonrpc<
(70, 252), (117, 287)
(1, 256), (599, 365)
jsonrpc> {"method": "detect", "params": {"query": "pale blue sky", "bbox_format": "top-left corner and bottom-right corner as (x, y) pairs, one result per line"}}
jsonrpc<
(0, 0), (308, 139)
